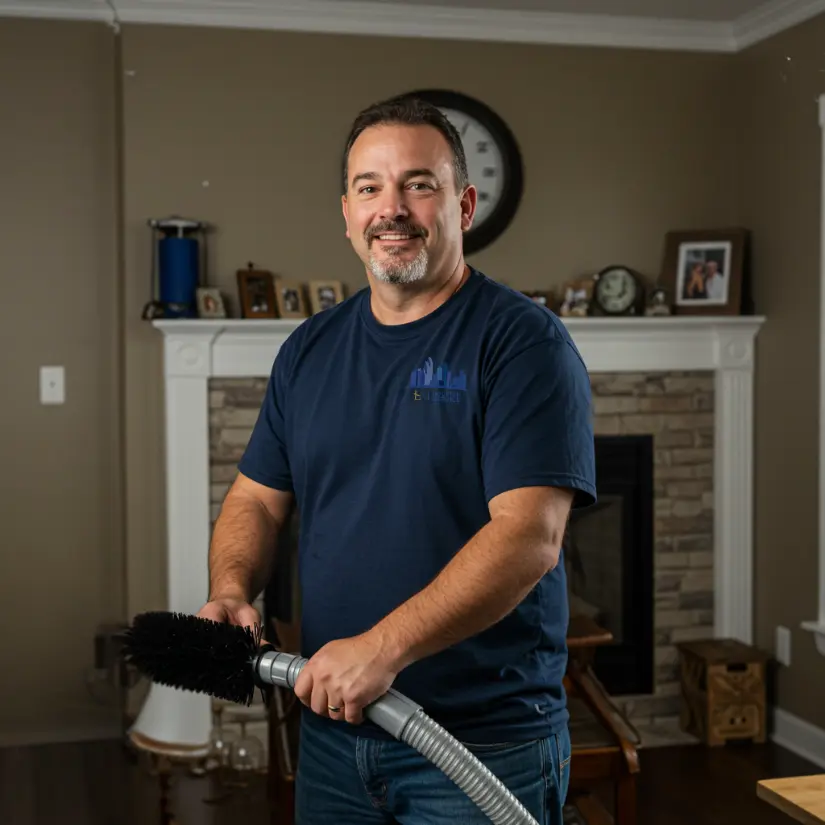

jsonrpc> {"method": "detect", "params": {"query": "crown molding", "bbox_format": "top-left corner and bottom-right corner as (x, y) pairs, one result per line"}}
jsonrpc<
(733, 0), (825, 49)
(114, 0), (742, 52)
(0, 0), (823, 52)
(0, 1), (111, 22)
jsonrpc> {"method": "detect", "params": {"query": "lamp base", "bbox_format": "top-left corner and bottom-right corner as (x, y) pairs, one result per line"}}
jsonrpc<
(158, 760), (179, 825)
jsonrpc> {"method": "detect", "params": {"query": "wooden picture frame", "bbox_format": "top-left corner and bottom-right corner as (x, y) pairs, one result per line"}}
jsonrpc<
(275, 279), (309, 319)
(308, 280), (345, 314)
(237, 268), (277, 318)
(660, 228), (749, 316)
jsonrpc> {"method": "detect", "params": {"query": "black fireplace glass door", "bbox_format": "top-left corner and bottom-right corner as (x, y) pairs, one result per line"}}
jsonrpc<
(564, 435), (654, 695)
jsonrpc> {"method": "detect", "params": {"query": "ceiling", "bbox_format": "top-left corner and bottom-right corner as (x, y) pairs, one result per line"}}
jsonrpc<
(2, 0), (824, 52)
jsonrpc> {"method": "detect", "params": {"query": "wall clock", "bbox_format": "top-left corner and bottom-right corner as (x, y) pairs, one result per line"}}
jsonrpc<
(406, 89), (524, 256)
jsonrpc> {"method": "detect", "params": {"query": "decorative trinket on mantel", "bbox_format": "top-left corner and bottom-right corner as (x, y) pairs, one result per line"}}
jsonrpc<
(645, 286), (672, 316)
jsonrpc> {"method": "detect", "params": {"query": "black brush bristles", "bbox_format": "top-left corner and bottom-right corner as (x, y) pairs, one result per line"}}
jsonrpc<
(122, 611), (263, 706)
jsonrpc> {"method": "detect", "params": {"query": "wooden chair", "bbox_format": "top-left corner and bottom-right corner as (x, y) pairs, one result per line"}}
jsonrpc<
(565, 617), (642, 825)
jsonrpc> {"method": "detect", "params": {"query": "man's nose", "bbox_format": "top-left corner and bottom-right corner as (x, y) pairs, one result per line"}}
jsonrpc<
(377, 189), (410, 221)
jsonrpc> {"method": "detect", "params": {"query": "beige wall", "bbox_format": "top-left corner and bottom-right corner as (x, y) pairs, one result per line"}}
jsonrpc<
(120, 22), (740, 612)
(2, 11), (824, 743)
(0, 18), (123, 742)
(737, 15), (825, 729)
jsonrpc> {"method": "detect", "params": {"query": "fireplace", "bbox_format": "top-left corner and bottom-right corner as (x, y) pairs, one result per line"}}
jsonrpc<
(566, 435), (654, 696)
(150, 314), (764, 748)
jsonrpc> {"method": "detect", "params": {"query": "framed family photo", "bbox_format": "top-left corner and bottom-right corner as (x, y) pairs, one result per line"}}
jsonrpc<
(660, 228), (749, 316)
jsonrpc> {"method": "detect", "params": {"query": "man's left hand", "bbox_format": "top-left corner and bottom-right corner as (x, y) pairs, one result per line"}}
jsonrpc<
(293, 630), (401, 725)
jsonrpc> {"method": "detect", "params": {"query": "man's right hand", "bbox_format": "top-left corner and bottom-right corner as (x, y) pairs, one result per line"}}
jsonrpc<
(196, 596), (262, 631)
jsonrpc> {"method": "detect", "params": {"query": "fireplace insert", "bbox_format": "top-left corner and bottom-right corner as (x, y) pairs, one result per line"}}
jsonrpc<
(564, 435), (654, 696)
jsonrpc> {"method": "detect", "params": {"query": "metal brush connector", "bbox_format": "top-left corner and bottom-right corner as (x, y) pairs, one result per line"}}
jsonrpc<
(254, 648), (307, 690)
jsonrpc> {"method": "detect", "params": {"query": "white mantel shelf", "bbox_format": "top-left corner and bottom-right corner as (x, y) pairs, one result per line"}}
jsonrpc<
(153, 315), (765, 377)
(149, 312), (764, 745)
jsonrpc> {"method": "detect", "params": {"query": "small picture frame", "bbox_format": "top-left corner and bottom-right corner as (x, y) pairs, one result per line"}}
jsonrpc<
(661, 228), (748, 316)
(308, 280), (345, 314)
(196, 287), (226, 319)
(275, 279), (309, 319)
(237, 268), (277, 318)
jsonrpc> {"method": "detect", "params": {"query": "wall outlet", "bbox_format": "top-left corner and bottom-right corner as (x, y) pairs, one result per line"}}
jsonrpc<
(776, 625), (792, 666)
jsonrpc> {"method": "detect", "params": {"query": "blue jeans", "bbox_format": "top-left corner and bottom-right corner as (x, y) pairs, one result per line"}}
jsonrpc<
(294, 713), (572, 824)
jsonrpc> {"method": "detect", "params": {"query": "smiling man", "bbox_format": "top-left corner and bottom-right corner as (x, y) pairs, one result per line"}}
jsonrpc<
(197, 94), (597, 824)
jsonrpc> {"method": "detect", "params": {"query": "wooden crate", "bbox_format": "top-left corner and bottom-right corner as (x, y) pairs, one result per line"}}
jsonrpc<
(676, 638), (769, 746)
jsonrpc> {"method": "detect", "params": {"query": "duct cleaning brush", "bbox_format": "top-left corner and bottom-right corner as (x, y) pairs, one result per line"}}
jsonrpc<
(122, 610), (271, 706)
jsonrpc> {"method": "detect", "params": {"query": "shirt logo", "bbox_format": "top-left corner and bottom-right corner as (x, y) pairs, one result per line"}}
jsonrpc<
(409, 357), (466, 404)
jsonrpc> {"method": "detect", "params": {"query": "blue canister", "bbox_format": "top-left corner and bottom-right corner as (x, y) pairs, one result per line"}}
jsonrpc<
(159, 235), (199, 318)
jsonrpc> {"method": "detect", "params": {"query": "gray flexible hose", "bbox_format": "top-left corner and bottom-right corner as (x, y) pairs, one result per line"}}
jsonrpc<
(256, 649), (539, 825)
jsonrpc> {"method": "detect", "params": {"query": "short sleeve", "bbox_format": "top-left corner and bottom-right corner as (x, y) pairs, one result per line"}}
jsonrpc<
(481, 339), (596, 509)
(237, 350), (293, 493)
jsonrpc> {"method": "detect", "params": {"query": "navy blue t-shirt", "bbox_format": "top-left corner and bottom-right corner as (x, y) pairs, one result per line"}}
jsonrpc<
(238, 267), (596, 744)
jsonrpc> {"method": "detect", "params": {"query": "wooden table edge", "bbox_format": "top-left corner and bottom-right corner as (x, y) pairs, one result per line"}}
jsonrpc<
(757, 777), (825, 825)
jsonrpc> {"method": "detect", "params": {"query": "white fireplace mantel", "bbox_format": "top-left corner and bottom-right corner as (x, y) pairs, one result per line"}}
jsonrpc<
(153, 313), (765, 654)
(155, 314), (764, 377)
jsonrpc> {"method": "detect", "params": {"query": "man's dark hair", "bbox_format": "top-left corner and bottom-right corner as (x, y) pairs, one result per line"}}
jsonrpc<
(341, 94), (469, 195)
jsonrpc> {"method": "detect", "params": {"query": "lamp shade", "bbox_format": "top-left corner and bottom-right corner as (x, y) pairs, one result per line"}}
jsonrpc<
(129, 682), (212, 759)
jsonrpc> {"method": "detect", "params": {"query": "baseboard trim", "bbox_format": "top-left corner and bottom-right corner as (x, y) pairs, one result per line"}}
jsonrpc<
(772, 708), (825, 769)
(0, 723), (123, 748)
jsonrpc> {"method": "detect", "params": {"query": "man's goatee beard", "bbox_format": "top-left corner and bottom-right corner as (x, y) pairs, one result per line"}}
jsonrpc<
(369, 247), (429, 285)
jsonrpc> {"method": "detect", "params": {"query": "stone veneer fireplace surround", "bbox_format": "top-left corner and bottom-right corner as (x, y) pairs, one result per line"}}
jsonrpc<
(151, 313), (764, 743)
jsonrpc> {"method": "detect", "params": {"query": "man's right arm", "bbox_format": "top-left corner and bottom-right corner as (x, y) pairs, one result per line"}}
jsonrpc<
(198, 471), (294, 628)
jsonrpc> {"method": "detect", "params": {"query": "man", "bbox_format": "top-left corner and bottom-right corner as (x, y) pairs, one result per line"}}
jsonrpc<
(197, 94), (596, 824)
(704, 259), (726, 302)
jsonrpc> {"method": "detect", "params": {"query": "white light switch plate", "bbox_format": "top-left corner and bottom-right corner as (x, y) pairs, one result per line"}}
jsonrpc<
(40, 366), (65, 405)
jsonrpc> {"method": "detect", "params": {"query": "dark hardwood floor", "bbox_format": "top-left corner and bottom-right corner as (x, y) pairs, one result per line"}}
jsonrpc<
(0, 737), (819, 825)
(637, 740), (818, 825)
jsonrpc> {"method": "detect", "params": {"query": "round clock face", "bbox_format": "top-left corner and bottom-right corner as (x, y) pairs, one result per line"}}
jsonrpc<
(438, 107), (505, 227)
(405, 89), (523, 256)
(596, 267), (639, 314)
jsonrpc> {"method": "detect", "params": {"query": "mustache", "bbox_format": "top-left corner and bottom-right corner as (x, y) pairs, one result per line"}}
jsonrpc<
(366, 221), (427, 243)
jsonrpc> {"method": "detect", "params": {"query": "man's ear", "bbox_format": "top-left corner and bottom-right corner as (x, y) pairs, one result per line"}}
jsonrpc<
(341, 194), (350, 239)
(460, 185), (477, 233)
